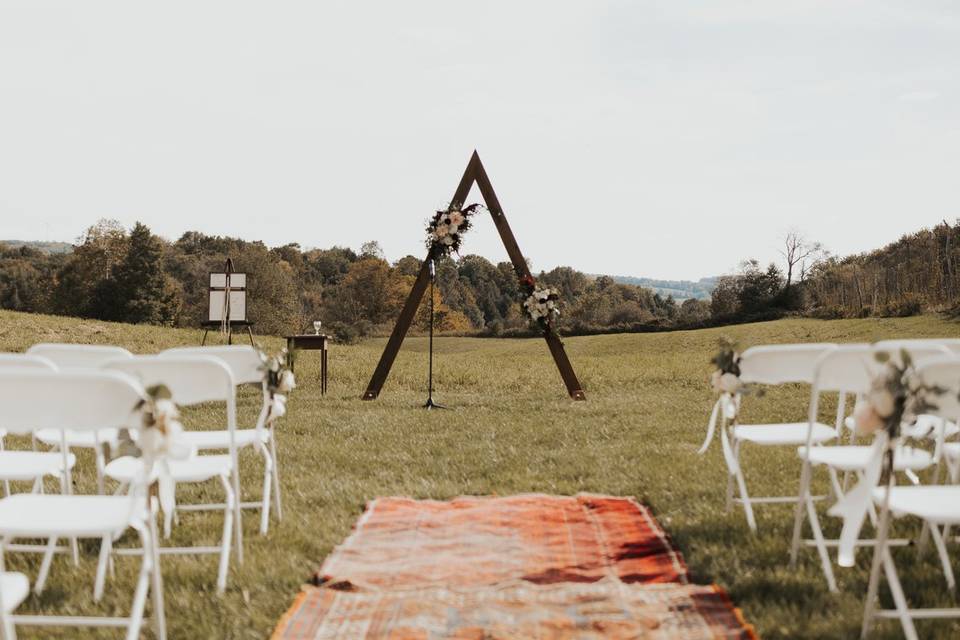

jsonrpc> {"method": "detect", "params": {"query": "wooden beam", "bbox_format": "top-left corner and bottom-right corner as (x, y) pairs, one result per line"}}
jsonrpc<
(362, 151), (586, 401)
(362, 258), (432, 400)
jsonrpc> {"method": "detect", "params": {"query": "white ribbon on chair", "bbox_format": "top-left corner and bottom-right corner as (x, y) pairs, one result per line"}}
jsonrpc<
(827, 432), (888, 567)
(699, 394), (741, 475)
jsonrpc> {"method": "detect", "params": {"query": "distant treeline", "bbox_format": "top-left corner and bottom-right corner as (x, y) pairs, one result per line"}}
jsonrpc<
(805, 221), (960, 319)
(2, 219), (956, 341)
(0, 220), (707, 341)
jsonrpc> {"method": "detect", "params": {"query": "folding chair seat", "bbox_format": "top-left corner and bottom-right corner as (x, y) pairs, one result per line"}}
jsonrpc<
(700, 343), (838, 532)
(857, 357), (960, 640)
(798, 444), (933, 473)
(0, 369), (166, 640)
(791, 344), (955, 592)
(734, 422), (837, 446)
(104, 355), (239, 590)
(26, 344), (134, 494)
(160, 345), (282, 535)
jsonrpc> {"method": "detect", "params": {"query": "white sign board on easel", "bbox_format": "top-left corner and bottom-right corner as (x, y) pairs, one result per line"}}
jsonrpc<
(208, 272), (247, 323)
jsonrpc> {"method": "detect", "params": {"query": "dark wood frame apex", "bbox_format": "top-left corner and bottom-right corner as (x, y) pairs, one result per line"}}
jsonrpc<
(362, 151), (586, 401)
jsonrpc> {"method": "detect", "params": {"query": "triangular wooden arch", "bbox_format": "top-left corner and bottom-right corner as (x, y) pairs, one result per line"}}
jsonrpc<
(362, 151), (586, 401)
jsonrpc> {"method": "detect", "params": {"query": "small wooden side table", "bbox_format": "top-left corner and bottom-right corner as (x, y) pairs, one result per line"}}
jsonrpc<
(286, 334), (329, 395)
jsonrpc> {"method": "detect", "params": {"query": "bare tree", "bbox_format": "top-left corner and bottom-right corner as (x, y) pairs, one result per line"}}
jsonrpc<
(780, 230), (824, 289)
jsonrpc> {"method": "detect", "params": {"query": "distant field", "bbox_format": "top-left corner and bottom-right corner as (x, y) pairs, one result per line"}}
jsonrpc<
(1, 309), (959, 639)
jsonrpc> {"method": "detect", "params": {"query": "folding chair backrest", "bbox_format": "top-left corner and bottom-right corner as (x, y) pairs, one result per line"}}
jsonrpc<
(27, 343), (134, 370)
(812, 344), (876, 394)
(159, 346), (263, 386)
(739, 343), (837, 385)
(0, 369), (143, 436)
(914, 356), (960, 421)
(0, 353), (58, 371)
(875, 338), (960, 356)
(104, 355), (236, 408)
(873, 340), (952, 366)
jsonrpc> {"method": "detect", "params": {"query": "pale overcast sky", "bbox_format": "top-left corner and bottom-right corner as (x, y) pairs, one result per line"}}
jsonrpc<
(1, 1), (958, 280)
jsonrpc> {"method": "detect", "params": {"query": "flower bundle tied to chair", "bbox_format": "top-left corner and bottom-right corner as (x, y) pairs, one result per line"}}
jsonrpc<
(829, 349), (946, 567)
(259, 348), (296, 427)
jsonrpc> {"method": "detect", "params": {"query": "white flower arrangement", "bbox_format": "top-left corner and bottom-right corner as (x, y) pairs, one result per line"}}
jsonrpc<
(426, 203), (481, 256)
(829, 350), (945, 568)
(259, 348), (296, 426)
(851, 350), (942, 439)
(709, 338), (744, 420)
(112, 384), (193, 530)
(523, 287), (561, 324)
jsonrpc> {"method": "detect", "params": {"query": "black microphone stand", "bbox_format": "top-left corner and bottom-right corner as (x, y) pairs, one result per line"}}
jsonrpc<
(423, 256), (446, 410)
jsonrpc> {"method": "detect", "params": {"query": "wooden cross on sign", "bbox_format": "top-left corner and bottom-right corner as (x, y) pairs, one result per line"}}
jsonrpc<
(362, 151), (586, 401)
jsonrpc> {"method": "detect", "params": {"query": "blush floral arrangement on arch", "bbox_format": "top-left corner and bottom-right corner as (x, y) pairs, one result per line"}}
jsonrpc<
(519, 274), (561, 335)
(426, 203), (482, 257)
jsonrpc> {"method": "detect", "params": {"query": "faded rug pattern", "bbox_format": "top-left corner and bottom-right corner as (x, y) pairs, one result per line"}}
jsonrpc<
(273, 494), (756, 639)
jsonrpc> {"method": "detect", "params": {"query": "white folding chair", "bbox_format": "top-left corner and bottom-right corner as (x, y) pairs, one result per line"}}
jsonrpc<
(860, 356), (960, 640)
(701, 343), (838, 532)
(160, 345), (280, 536)
(0, 355), (74, 500)
(0, 369), (166, 640)
(0, 354), (84, 585)
(790, 344), (953, 591)
(26, 343), (134, 494)
(103, 355), (238, 592)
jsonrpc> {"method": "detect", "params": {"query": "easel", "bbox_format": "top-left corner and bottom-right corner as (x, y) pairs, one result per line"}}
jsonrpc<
(201, 259), (255, 346)
(200, 321), (255, 346)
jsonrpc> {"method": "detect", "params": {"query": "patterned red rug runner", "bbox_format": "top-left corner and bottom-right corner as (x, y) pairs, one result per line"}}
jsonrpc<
(273, 494), (756, 639)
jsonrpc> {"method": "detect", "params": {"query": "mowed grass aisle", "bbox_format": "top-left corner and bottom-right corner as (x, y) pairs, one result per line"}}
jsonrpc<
(2, 309), (959, 639)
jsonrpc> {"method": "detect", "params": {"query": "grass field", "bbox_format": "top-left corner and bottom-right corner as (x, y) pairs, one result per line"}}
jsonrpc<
(2, 309), (960, 639)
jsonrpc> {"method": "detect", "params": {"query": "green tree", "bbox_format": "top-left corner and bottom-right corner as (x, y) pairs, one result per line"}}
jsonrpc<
(53, 219), (128, 317)
(103, 222), (179, 324)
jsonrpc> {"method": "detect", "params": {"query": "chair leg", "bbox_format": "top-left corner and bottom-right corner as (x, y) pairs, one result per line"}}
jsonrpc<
(95, 448), (106, 496)
(269, 434), (283, 521)
(125, 528), (153, 640)
(806, 494), (838, 592)
(790, 461), (812, 567)
(730, 442), (757, 532)
(148, 498), (167, 640)
(217, 476), (234, 594)
(70, 536), (80, 567)
(94, 535), (112, 602)
(0, 617), (15, 640)
(231, 466), (243, 565)
(725, 468), (734, 514)
(929, 521), (956, 590)
(258, 443), (272, 536)
(881, 547), (919, 640)
(863, 483), (894, 640)
(34, 536), (59, 595)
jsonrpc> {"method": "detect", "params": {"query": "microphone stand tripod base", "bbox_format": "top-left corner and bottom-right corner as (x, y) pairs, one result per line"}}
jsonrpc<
(422, 397), (447, 410)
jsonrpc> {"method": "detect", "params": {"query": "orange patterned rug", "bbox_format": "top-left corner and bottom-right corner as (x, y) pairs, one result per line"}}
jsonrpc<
(273, 494), (756, 639)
